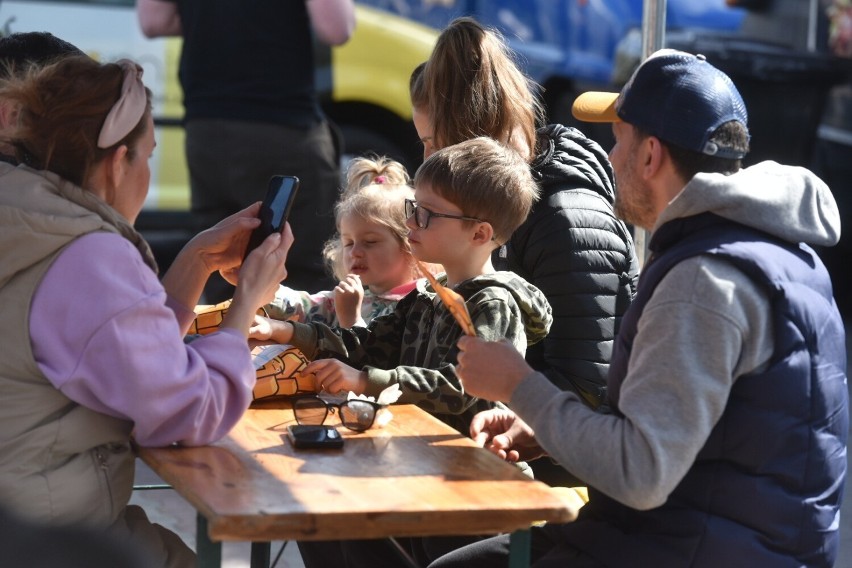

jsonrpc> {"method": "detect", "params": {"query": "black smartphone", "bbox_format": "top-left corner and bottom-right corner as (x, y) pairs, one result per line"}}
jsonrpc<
(286, 424), (344, 449)
(244, 175), (300, 258)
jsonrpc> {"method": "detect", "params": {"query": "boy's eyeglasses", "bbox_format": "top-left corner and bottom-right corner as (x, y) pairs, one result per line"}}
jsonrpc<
(404, 199), (487, 230)
(292, 395), (387, 432)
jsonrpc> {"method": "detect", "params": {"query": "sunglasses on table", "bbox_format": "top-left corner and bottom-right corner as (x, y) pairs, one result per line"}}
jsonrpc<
(404, 199), (487, 230)
(292, 395), (387, 432)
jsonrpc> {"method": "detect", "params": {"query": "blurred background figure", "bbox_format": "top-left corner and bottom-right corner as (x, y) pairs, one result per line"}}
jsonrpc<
(137, 0), (355, 301)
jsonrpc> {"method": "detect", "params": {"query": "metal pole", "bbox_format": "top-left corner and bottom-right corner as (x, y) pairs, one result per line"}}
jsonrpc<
(634, 0), (667, 268)
(807, 0), (818, 52)
(642, 0), (667, 59)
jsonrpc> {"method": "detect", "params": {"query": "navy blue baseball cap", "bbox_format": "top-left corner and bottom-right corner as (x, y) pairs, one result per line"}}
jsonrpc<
(572, 49), (749, 159)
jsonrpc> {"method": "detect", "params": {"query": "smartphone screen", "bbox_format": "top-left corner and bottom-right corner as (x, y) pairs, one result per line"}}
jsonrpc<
(266, 176), (298, 233)
(244, 175), (300, 258)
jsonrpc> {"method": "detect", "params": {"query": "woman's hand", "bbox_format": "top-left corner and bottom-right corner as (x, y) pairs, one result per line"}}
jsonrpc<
(221, 223), (294, 334)
(334, 274), (365, 327)
(304, 359), (367, 395)
(186, 202), (262, 276)
(219, 265), (240, 287)
(161, 203), (262, 315)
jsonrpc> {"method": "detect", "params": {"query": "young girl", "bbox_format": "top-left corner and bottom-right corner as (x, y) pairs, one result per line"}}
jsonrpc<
(264, 156), (431, 327)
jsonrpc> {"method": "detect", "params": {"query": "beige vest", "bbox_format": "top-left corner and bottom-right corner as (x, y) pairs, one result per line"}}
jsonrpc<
(0, 164), (157, 527)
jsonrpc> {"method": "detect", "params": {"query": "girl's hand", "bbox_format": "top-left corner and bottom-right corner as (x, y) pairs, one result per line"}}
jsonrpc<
(334, 274), (365, 327)
(304, 359), (367, 394)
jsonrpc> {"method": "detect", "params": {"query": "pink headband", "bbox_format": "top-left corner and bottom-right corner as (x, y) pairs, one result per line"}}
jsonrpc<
(373, 175), (387, 184)
(97, 59), (146, 149)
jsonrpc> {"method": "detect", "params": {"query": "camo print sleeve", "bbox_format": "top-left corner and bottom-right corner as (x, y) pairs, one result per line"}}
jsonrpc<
(289, 283), (541, 434)
(371, 290), (529, 426)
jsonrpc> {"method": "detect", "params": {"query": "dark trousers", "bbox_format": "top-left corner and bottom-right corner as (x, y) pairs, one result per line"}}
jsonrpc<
(298, 535), (490, 568)
(297, 527), (601, 568)
(185, 118), (340, 302)
(427, 523), (603, 568)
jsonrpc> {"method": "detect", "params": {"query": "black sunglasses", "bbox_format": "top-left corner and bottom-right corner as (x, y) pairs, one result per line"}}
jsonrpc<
(292, 395), (387, 432)
(404, 199), (487, 229)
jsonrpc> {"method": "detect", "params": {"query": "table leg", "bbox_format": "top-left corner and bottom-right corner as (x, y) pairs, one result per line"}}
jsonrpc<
(196, 513), (222, 568)
(508, 529), (531, 568)
(250, 542), (271, 568)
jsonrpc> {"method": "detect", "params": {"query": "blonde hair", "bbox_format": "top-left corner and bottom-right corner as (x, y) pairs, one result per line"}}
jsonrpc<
(323, 155), (423, 282)
(342, 154), (410, 198)
(410, 17), (544, 161)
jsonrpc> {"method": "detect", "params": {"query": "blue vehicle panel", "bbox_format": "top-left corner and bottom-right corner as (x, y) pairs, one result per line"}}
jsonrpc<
(358, 0), (745, 89)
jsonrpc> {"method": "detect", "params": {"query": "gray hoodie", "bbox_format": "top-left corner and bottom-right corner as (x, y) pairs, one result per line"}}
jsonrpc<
(510, 160), (841, 508)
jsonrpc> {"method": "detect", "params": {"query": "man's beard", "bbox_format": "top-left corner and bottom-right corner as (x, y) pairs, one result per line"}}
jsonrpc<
(614, 169), (655, 231)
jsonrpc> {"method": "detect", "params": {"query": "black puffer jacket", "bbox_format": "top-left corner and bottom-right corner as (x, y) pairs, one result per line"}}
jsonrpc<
(493, 124), (639, 407)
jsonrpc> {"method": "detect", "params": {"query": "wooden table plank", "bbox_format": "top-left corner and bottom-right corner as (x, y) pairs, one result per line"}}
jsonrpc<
(139, 401), (577, 543)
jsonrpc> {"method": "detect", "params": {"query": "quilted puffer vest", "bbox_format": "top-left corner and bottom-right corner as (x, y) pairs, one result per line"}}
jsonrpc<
(565, 213), (847, 567)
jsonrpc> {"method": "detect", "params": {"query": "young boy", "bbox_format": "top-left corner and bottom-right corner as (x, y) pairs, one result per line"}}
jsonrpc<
(251, 136), (552, 434)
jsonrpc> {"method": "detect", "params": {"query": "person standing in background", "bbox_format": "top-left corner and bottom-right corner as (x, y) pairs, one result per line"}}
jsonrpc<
(137, 0), (355, 301)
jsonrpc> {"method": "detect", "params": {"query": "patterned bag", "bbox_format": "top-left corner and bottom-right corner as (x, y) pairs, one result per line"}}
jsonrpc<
(190, 301), (317, 400)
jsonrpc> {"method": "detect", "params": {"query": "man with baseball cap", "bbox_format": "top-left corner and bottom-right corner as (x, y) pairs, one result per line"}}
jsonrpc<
(431, 49), (847, 567)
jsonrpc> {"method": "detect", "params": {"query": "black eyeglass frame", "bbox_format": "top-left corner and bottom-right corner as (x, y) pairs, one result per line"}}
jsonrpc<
(291, 395), (387, 432)
(404, 199), (487, 230)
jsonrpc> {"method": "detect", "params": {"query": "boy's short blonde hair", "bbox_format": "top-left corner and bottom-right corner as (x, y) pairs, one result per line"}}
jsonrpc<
(413, 137), (539, 244)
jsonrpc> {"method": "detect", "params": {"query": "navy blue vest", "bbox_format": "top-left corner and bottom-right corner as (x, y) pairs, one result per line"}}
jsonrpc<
(564, 213), (848, 567)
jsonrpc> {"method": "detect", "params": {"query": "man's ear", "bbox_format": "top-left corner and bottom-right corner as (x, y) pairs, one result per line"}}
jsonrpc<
(643, 136), (665, 180)
(472, 221), (494, 245)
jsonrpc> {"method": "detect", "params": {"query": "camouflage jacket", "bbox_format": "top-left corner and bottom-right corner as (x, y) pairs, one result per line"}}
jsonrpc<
(289, 272), (552, 433)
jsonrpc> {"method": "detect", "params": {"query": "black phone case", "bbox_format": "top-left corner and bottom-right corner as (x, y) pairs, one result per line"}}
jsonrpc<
(244, 175), (300, 258)
(286, 424), (344, 449)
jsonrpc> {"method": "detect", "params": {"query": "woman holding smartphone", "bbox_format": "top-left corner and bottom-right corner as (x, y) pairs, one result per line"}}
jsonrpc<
(0, 55), (291, 567)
